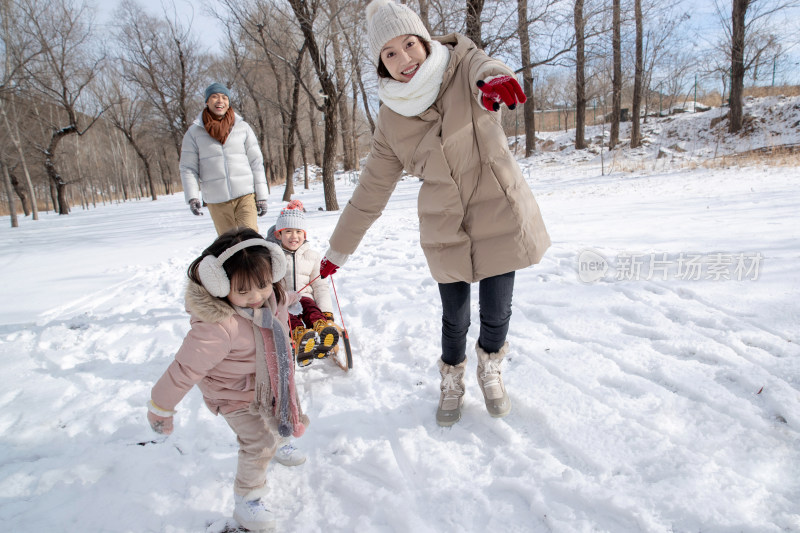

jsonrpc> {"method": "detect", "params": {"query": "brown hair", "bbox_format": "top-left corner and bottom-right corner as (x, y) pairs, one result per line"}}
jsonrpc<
(377, 36), (432, 79)
(187, 227), (286, 305)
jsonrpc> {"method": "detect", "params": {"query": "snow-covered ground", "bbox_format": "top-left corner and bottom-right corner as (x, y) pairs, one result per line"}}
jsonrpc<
(1, 97), (799, 532)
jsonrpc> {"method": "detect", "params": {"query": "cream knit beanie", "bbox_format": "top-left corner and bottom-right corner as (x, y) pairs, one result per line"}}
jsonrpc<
(366, 0), (431, 66)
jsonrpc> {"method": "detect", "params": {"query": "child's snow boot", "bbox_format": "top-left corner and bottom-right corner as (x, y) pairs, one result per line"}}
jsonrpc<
(293, 326), (317, 367)
(476, 341), (511, 418)
(233, 490), (275, 531)
(436, 359), (466, 427)
(312, 318), (339, 358)
(272, 437), (306, 467)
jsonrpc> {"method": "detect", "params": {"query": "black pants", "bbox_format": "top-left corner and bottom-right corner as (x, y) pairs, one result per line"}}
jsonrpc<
(438, 271), (515, 365)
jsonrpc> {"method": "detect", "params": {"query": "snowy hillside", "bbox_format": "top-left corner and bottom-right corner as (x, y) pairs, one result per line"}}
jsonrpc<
(1, 96), (799, 533)
(523, 93), (800, 168)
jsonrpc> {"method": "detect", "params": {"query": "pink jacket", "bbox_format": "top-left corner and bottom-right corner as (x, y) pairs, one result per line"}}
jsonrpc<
(151, 281), (296, 415)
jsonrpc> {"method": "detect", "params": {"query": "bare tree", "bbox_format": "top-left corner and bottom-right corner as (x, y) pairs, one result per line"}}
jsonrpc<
(20, 0), (106, 215)
(609, 0), (621, 147)
(466, 0), (485, 48)
(287, 0), (341, 211)
(1, 0), (41, 220)
(222, 25), (272, 192)
(114, 0), (207, 158)
(2, 161), (18, 227)
(328, 0), (357, 172)
(515, 0), (575, 156)
(99, 71), (159, 201)
(0, 96), (39, 220)
(573, 0), (586, 149)
(639, 3), (691, 121)
(729, 0), (750, 132)
(704, 0), (795, 131)
(630, 0), (643, 147)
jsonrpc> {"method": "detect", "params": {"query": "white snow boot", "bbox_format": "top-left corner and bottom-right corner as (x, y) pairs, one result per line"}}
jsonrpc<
(272, 438), (306, 467)
(436, 359), (467, 427)
(234, 490), (275, 531)
(476, 341), (511, 418)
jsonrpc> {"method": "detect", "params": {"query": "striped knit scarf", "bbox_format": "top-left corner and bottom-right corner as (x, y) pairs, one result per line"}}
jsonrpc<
(234, 305), (306, 438)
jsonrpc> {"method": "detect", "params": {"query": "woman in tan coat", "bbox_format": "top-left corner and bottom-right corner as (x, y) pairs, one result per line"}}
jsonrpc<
(320, 0), (550, 426)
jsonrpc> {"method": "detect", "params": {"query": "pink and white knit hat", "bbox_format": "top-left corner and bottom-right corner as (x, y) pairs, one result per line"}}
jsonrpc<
(274, 199), (306, 237)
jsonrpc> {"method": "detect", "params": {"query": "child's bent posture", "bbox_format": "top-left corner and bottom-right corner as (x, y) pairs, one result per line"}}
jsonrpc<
(146, 228), (309, 531)
(268, 200), (339, 366)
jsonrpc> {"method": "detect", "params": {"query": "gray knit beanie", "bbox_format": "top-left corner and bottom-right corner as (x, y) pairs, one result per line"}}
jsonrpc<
(204, 82), (231, 103)
(366, 0), (431, 66)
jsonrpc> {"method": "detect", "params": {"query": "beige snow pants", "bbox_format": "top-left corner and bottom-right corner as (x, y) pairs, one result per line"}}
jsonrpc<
(221, 408), (278, 496)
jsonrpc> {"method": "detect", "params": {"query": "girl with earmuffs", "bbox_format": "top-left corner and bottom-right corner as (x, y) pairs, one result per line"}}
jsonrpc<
(146, 227), (309, 532)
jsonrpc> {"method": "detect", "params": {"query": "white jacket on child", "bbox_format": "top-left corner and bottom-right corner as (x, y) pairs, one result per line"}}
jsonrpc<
(267, 225), (333, 315)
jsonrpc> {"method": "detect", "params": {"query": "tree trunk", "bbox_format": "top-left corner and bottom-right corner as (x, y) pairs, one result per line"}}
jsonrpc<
(7, 168), (30, 215)
(517, 0), (536, 156)
(330, 1), (356, 171)
(466, 0), (485, 49)
(321, 98), (339, 211)
(1, 99), (39, 219)
(282, 46), (307, 202)
(297, 130), (310, 190)
(630, 0), (643, 147)
(2, 162), (19, 228)
(351, 79), (360, 170)
(288, 0), (340, 211)
(610, 0), (621, 148)
(574, 0), (586, 150)
(118, 129), (157, 201)
(43, 125), (78, 215)
(418, 0), (431, 32)
(307, 96), (322, 166)
(729, 0), (749, 133)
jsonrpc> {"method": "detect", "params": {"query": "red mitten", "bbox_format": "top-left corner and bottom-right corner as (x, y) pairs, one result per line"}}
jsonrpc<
(476, 75), (527, 111)
(320, 258), (339, 279)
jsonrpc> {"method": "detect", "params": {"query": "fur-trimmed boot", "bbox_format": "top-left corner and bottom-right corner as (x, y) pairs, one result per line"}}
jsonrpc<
(436, 359), (467, 427)
(233, 487), (275, 531)
(476, 341), (511, 418)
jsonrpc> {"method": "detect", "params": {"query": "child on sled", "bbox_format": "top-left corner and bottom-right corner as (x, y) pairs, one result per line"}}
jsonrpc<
(268, 200), (340, 367)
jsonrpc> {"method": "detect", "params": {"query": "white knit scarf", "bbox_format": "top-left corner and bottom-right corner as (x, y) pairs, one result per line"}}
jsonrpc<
(378, 40), (450, 117)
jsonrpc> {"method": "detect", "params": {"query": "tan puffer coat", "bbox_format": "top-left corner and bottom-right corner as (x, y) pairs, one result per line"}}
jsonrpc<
(151, 281), (300, 417)
(326, 33), (550, 284)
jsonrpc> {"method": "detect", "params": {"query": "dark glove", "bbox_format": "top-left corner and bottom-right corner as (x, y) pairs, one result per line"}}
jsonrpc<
(476, 75), (527, 111)
(320, 258), (339, 279)
(256, 200), (268, 217)
(189, 198), (203, 216)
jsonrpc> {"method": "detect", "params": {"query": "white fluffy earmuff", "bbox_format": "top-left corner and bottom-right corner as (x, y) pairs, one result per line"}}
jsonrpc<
(197, 238), (287, 298)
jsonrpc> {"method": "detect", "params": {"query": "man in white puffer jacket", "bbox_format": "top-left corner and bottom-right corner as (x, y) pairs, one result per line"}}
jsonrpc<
(180, 82), (269, 235)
